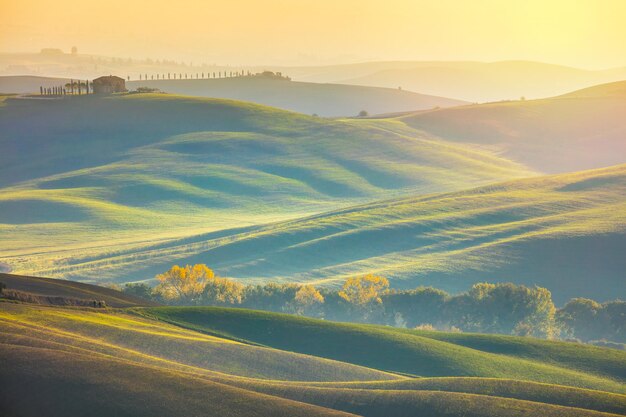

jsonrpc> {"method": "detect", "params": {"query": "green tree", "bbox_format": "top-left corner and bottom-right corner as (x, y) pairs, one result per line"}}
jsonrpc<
(451, 283), (558, 339)
(123, 283), (153, 300)
(383, 287), (449, 328)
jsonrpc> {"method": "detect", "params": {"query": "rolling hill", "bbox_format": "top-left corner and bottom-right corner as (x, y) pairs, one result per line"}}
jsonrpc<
(25, 164), (624, 302)
(0, 93), (532, 281)
(0, 75), (70, 94)
(0, 74), (467, 117)
(0, 272), (156, 307)
(1, 297), (625, 416)
(400, 80), (626, 173)
(126, 76), (467, 117)
(324, 60), (626, 102)
(7, 52), (626, 102)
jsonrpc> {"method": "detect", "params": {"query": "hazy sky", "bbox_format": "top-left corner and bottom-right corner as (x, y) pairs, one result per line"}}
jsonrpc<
(1, 0), (625, 68)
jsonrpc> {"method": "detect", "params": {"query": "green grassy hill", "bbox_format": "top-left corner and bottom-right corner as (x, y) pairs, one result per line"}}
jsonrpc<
(400, 80), (626, 173)
(1, 300), (625, 416)
(36, 164), (624, 301)
(142, 306), (626, 393)
(0, 93), (532, 281)
(127, 76), (467, 117)
(0, 344), (357, 417)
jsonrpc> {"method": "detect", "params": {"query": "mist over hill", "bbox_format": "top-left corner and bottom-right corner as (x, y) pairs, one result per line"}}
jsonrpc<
(3, 52), (626, 102)
(295, 61), (626, 102)
(401, 81), (626, 173)
(0, 93), (529, 280)
(126, 76), (466, 117)
(0, 74), (466, 117)
(24, 164), (624, 302)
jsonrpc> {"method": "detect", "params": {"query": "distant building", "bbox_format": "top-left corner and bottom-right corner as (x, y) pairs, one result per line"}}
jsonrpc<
(92, 76), (126, 94)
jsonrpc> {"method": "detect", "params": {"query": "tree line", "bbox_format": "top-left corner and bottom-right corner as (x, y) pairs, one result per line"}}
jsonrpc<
(119, 264), (625, 346)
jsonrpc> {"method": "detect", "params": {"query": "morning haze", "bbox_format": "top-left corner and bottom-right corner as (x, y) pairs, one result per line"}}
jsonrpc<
(1, 1), (625, 416)
(2, 0), (626, 68)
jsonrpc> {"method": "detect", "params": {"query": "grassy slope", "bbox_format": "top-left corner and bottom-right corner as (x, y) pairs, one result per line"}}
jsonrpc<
(0, 303), (395, 382)
(0, 273), (157, 307)
(127, 77), (467, 117)
(0, 93), (531, 281)
(1, 302), (624, 417)
(401, 80), (626, 173)
(51, 164), (626, 301)
(0, 344), (356, 417)
(142, 306), (626, 393)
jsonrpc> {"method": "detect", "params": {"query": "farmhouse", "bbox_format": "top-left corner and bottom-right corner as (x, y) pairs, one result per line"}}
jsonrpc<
(92, 75), (126, 94)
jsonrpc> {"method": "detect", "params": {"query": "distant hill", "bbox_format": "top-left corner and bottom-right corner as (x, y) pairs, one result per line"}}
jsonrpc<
(49, 164), (626, 302)
(321, 61), (626, 102)
(126, 76), (467, 116)
(401, 80), (626, 173)
(6, 52), (626, 102)
(0, 74), (468, 117)
(0, 93), (531, 281)
(0, 75), (70, 94)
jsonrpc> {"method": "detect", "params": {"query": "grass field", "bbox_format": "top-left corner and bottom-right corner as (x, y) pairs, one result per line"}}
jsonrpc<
(141, 306), (626, 393)
(0, 92), (532, 282)
(401, 80), (626, 173)
(1, 298), (625, 416)
(1, 83), (624, 299)
(126, 76), (467, 117)
(22, 163), (623, 302)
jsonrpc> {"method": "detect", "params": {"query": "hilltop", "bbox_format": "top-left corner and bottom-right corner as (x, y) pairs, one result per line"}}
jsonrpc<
(126, 76), (467, 117)
(0, 75), (70, 94)
(0, 74), (467, 118)
(35, 164), (625, 302)
(401, 80), (626, 173)
(0, 93), (531, 281)
(4, 52), (626, 102)
(324, 60), (626, 102)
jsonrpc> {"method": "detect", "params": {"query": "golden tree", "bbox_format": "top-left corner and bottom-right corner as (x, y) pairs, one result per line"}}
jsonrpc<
(292, 285), (324, 315)
(338, 274), (389, 305)
(203, 276), (245, 305)
(155, 264), (214, 304)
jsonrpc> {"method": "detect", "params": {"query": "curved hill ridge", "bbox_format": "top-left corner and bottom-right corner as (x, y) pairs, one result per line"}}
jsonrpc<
(0, 75), (467, 117)
(22, 164), (624, 302)
(400, 80), (626, 173)
(0, 93), (532, 280)
(1, 300), (625, 416)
